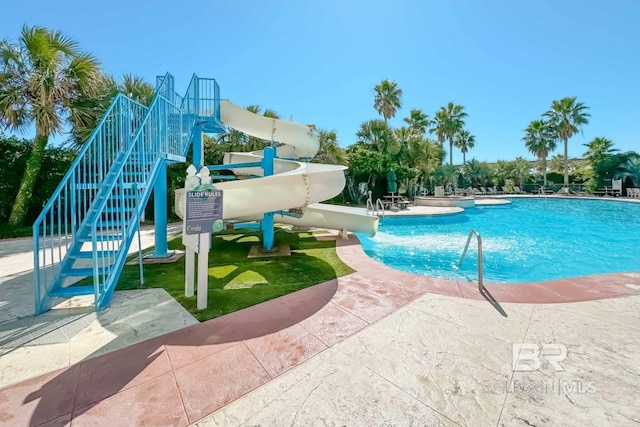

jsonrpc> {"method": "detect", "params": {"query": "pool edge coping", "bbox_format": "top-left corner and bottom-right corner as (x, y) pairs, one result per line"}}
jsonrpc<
(335, 234), (640, 304)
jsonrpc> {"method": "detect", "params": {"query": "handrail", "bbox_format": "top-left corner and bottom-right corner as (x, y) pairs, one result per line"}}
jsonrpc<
(539, 187), (547, 200)
(365, 192), (385, 218)
(366, 198), (374, 215)
(459, 229), (484, 292)
(375, 198), (385, 218)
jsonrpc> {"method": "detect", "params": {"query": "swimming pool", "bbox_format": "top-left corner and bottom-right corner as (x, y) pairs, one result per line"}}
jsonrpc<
(356, 198), (640, 283)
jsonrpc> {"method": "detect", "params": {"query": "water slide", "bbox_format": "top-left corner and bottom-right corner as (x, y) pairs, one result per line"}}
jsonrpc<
(175, 100), (378, 236)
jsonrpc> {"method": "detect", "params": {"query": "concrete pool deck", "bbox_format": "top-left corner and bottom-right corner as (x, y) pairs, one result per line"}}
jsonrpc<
(1, 228), (640, 425)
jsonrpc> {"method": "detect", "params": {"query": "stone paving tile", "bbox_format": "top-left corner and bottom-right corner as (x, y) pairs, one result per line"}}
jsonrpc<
(408, 293), (534, 344)
(163, 317), (240, 369)
(195, 347), (343, 426)
(236, 351), (458, 427)
(413, 276), (463, 298)
(73, 340), (170, 409)
(469, 282), (570, 303)
(524, 304), (640, 386)
(334, 306), (515, 427)
(269, 286), (335, 323)
(368, 278), (428, 307)
(71, 372), (187, 427)
(333, 289), (399, 323)
(0, 342), (70, 388)
(298, 301), (369, 346)
(499, 362), (640, 427)
(173, 343), (270, 424)
(0, 365), (79, 427)
(547, 294), (640, 328)
(243, 323), (328, 378)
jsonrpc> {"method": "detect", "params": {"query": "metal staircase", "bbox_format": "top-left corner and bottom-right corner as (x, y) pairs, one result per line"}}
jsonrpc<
(33, 73), (222, 314)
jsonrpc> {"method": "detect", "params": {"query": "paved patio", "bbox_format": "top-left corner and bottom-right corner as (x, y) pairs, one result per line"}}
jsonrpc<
(0, 230), (639, 426)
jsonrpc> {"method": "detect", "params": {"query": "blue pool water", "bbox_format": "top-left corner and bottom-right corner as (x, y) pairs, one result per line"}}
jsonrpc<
(356, 198), (640, 283)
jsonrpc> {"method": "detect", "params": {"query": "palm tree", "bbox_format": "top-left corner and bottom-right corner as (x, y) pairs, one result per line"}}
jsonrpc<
(403, 109), (430, 138)
(438, 102), (467, 166)
(454, 129), (475, 164)
(523, 119), (556, 186)
(70, 74), (155, 146)
(392, 126), (413, 157)
(429, 109), (448, 150)
(615, 152), (640, 187)
(409, 138), (443, 187)
(434, 164), (460, 191)
(373, 79), (402, 122)
(463, 159), (491, 188)
(549, 154), (566, 175)
(491, 160), (511, 188)
(583, 137), (620, 189)
(313, 129), (347, 165)
(583, 136), (617, 162)
(356, 119), (394, 153)
(510, 157), (533, 187)
(543, 97), (590, 188)
(0, 25), (102, 225)
(119, 74), (155, 106)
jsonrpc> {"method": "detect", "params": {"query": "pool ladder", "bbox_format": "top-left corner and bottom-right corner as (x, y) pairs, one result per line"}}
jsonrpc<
(459, 229), (485, 292)
(366, 192), (385, 217)
(538, 187), (547, 200)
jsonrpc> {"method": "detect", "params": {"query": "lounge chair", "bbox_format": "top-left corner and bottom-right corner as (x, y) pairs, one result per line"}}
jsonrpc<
(486, 187), (497, 195)
(476, 187), (487, 196)
(501, 186), (512, 194)
(513, 186), (524, 194)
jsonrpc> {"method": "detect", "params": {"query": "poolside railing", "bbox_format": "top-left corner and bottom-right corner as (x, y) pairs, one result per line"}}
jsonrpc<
(459, 229), (484, 293)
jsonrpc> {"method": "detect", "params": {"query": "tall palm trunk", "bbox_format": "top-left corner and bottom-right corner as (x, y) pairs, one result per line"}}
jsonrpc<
(563, 137), (569, 187)
(9, 134), (48, 225)
(462, 152), (466, 165)
(449, 138), (454, 165)
(542, 156), (548, 187)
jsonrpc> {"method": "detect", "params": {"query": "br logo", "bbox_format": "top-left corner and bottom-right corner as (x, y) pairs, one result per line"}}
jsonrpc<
(512, 343), (567, 372)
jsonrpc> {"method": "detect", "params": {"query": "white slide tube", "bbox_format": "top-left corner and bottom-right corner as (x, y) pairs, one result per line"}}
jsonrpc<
(175, 100), (378, 236)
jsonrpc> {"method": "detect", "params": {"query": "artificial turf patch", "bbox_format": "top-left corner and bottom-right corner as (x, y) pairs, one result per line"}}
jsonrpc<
(115, 227), (353, 321)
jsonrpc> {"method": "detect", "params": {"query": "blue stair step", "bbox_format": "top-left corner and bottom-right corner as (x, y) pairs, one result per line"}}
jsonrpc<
(94, 220), (126, 228)
(122, 183), (147, 189)
(60, 266), (110, 277)
(103, 206), (136, 214)
(69, 249), (119, 259)
(77, 233), (124, 242)
(51, 286), (94, 297)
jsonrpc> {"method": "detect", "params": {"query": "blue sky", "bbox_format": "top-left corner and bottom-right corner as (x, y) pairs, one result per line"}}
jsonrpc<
(2, 0), (639, 164)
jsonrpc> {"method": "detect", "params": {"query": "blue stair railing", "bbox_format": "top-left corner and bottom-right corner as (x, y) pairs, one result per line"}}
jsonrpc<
(33, 73), (221, 314)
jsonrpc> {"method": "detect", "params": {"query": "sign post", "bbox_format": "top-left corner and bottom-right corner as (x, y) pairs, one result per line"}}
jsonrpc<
(182, 166), (223, 310)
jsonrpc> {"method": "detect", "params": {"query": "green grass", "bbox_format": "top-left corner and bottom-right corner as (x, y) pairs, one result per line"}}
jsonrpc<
(115, 227), (354, 321)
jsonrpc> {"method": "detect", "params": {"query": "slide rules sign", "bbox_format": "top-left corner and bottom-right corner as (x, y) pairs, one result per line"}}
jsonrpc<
(185, 190), (224, 235)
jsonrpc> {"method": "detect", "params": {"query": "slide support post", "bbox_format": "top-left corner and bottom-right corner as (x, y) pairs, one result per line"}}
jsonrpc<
(151, 159), (171, 258)
(262, 146), (276, 251)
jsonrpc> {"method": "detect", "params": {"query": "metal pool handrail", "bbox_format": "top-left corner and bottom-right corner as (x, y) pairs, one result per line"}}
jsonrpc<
(459, 229), (484, 292)
(365, 191), (385, 218)
(375, 199), (385, 217)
